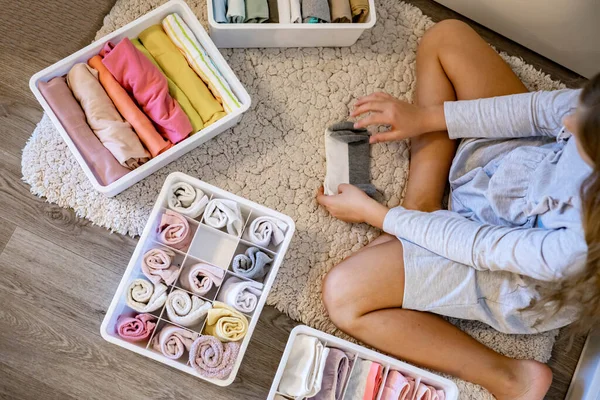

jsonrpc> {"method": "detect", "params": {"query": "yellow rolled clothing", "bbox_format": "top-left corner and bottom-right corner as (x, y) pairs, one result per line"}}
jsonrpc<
(138, 25), (226, 127)
(130, 38), (204, 134)
(204, 301), (249, 342)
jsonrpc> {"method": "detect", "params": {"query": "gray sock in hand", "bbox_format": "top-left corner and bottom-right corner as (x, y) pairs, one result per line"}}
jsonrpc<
(324, 121), (377, 197)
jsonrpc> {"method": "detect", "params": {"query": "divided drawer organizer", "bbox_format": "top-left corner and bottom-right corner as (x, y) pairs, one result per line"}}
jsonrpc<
(29, 0), (251, 197)
(206, 0), (376, 48)
(269, 325), (459, 399)
(101, 172), (295, 386)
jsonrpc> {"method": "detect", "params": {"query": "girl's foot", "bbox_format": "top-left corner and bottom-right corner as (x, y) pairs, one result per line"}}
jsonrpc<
(492, 359), (553, 400)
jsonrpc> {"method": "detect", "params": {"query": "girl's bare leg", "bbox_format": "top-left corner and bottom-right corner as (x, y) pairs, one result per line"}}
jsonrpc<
(323, 20), (550, 400)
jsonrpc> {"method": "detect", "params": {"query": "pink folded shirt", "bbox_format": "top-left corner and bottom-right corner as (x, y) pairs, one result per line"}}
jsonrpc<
(380, 370), (413, 400)
(116, 313), (157, 342)
(100, 38), (192, 144)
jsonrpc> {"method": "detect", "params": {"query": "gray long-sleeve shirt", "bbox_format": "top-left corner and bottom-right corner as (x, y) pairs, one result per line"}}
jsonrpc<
(383, 89), (592, 282)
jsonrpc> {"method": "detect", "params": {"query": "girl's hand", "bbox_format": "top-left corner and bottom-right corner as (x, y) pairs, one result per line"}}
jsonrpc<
(316, 185), (388, 228)
(351, 92), (445, 144)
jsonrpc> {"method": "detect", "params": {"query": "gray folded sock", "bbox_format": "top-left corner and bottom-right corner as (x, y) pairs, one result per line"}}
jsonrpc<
(232, 247), (273, 281)
(302, 0), (331, 22)
(324, 121), (376, 197)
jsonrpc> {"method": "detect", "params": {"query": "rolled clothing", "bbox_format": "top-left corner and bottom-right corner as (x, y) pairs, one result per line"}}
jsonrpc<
(100, 38), (192, 144)
(181, 263), (226, 296)
(290, 0), (302, 22)
(139, 25), (225, 127)
(232, 247), (273, 281)
(349, 0), (368, 22)
(37, 77), (129, 186)
(189, 335), (241, 380)
(166, 289), (212, 327)
(308, 348), (350, 400)
(267, 0), (279, 22)
(116, 313), (157, 342)
(227, 0), (245, 22)
(141, 247), (179, 286)
(216, 277), (264, 313)
(414, 381), (445, 400)
(344, 359), (371, 400)
(203, 199), (243, 236)
(328, 0), (351, 22)
(213, 0), (228, 22)
(152, 325), (198, 359)
(302, 0), (331, 22)
(380, 370), (413, 400)
(278, 0), (291, 23)
(245, 216), (288, 247)
(87, 55), (172, 157)
(126, 278), (168, 313)
(245, 0), (269, 22)
(364, 362), (383, 400)
(66, 63), (150, 169)
(279, 334), (329, 398)
(130, 39), (204, 134)
(204, 301), (249, 342)
(168, 181), (209, 218)
(162, 13), (241, 114)
(156, 209), (191, 251)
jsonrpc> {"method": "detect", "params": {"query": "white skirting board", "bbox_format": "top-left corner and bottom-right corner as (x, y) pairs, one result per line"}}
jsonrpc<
(566, 327), (600, 400)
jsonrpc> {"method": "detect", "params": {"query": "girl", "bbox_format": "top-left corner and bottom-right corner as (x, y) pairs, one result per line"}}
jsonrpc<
(316, 19), (599, 400)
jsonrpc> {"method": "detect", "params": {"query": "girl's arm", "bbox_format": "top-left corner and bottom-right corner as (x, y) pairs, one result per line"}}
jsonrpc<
(383, 206), (587, 282)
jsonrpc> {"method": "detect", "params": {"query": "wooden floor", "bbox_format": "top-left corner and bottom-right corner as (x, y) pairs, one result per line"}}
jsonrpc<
(0, 0), (587, 398)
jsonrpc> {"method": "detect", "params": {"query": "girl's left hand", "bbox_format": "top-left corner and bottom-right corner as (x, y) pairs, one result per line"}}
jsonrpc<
(316, 184), (388, 228)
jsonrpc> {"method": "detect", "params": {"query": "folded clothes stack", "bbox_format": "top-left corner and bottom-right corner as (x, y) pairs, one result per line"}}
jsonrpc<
(278, 334), (447, 400)
(213, 0), (368, 24)
(38, 13), (240, 186)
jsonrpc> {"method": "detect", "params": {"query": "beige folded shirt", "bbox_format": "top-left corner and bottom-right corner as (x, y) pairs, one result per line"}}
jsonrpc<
(66, 63), (150, 169)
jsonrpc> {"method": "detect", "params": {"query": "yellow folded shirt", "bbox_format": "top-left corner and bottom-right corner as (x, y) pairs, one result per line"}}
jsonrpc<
(138, 25), (226, 127)
(130, 38), (204, 133)
(204, 301), (249, 342)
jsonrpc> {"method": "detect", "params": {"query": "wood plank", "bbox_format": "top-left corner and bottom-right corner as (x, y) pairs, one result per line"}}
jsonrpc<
(0, 217), (16, 254)
(0, 361), (76, 400)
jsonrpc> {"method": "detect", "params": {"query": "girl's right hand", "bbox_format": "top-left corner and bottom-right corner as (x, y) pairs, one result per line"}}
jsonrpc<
(351, 92), (444, 144)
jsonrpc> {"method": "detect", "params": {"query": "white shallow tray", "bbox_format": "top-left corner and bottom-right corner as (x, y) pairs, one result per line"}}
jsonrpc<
(207, 0), (376, 48)
(101, 172), (295, 386)
(29, 0), (251, 197)
(268, 325), (459, 399)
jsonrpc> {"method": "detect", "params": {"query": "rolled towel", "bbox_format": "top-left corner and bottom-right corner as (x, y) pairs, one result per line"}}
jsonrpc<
(37, 77), (129, 186)
(216, 277), (264, 313)
(152, 325), (198, 359)
(279, 334), (329, 398)
(181, 263), (226, 296)
(162, 14), (241, 114)
(308, 348), (350, 400)
(156, 209), (191, 251)
(328, 0), (352, 22)
(302, 0), (331, 22)
(204, 301), (249, 342)
(232, 247), (273, 281)
(213, 0), (227, 22)
(126, 279), (168, 313)
(414, 381), (445, 400)
(227, 0), (245, 22)
(349, 0), (368, 22)
(139, 25), (225, 127)
(245, 0), (269, 22)
(87, 55), (172, 157)
(116, 313), (157, 342)
(189, 335), (241, 380)
(290, 0), (302, 23)
(166, 289), (212, 327)
(203, 199), (243, 236)
(380, 370), (412, 400)
(141, 247), (179, 286)
(131, 39), (203, 134)
(245, 216), (288, 247)
(66, 63), (150, 169)
(168, 181), (209, 218)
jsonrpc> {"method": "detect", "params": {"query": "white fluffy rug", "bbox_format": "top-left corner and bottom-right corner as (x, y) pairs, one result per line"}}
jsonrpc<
(23, 0), (565, 397)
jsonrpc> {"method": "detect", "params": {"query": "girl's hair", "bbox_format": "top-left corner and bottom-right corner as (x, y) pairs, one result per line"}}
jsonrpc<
(533, 73), (600, 334)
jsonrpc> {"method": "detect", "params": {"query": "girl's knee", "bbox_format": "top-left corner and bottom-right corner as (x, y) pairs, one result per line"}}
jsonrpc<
(420, 19), (475, 50)
(322, 261), (361, 331)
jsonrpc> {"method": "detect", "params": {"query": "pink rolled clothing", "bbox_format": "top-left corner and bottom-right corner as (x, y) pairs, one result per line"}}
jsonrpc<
(363, 362), (383, 400)
(380, 371), (412, 400)
(100, 38), (192, 144)
(189, 335), (240, 380)
(156, 209), (192, 250)
(37, 77), (129, 186)
(141, 247), (179, 285)
(116, 313), (157, 342)
(414, 381), (445, 400)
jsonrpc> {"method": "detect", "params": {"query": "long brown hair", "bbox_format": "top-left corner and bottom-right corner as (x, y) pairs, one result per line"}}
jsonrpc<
(533, 73), (600, 334)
